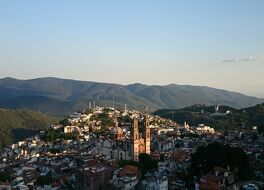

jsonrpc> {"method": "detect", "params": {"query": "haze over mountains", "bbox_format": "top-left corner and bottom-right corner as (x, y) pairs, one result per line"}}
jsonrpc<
(0, 77), (263, 115)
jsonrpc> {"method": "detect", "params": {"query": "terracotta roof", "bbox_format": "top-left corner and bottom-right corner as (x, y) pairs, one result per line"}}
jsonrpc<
(200, 174), (221, 190)
(0, 182), (11, 186)
(167, 131), (177, 136)
(169, 150), (189, 162)
(119, 165), (138, 177)
(200, 181), (220, 190)
(201, 174), (220, 182)
(85, 159), (97, 166)
(108, 159), (119, 167)
(82, 163), (116, 179)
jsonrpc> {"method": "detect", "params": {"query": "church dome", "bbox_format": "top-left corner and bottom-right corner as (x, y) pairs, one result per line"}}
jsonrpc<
(110, 119), (124, 140)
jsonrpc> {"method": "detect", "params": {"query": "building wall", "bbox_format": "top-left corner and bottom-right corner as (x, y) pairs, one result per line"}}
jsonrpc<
(145, 115), (151, 155)
(131, 117), (139, 162)
(123, 179), (139, 190)
(141, 177), (168, 190)
(76, 169), (114, 190)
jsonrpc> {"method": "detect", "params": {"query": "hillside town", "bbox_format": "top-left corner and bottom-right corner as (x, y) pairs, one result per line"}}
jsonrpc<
(0, 106), (263, 190)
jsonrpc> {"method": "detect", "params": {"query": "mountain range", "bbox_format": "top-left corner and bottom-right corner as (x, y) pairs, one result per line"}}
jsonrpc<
(0, 77), (263, 115)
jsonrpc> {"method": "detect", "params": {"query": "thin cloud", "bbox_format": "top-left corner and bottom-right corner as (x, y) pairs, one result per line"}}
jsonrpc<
(254, 77), (264, 85)
(221, 57), (240, 63)
(221, 55), (264, 63)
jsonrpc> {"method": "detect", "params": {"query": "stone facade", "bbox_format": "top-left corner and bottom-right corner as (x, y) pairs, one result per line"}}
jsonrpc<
(100, 115), (151, 161)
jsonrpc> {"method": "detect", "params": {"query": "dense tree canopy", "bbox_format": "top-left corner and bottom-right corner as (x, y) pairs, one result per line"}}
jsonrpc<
(139, 153), (158, 176)
(41, 128), (79, 142)
(155, 104), (264, 133)
(118, 153), (158, 177)
(0, 171), (11, 182)
(189, 142), (251, 180)
(36, 175), (53, 186)
(90, 112), (115, 127)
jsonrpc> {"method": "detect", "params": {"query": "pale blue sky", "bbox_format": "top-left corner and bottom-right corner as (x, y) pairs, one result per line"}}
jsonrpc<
(0, 1), (264, 97)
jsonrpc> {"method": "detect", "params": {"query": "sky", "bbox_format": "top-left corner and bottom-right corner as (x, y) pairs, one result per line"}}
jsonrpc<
(0, 1), (264, 97)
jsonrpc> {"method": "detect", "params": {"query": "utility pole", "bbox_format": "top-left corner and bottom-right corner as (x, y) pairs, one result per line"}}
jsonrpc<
(112, 88), (115, 109)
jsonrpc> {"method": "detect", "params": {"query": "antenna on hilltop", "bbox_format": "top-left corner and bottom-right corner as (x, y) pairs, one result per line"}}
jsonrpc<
(143, 105), (149, 114)
(89, 102), (91, 109)
(112, 88), (115, 109)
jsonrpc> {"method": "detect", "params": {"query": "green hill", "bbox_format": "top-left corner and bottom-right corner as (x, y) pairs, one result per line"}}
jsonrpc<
(154, 104), (264, 133)
(0, 109), (58, 149)
(0, 77), (263, 115)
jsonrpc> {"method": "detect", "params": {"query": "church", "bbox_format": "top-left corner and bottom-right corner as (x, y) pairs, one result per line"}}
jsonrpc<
(100, 114), (151, 162)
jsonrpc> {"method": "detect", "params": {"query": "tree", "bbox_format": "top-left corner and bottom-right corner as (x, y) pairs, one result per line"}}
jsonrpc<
(139, 153), (158, 176)
(83, 108), (93, 115)
(119, 154), (158, 177)
(119, 115), (131, 123)
(41, 128), (63, 142)
(189, 142), (251, 180)
(49, 148), (61, 154)
(36, 175), (53, 186)
(63, 132), (79, 140)
(90, 113), (115, 127)
(59, 118), (70, 127)
(0, 171), (11, 182)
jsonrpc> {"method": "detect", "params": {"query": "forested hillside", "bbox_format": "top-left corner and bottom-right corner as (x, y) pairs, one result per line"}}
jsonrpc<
(0, 109), (58, 149)
(154, 104), (264, 133)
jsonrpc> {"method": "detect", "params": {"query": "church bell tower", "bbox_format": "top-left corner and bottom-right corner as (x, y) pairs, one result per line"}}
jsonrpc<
(131, 115), (139, 161)
(144, 115), (151, 155)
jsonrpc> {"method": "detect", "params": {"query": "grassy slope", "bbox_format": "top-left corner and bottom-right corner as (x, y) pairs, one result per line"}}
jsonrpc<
(0, 109), (58, 148)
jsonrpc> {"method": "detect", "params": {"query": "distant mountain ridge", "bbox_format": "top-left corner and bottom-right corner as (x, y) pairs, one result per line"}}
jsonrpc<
(0, 77), (263, 115)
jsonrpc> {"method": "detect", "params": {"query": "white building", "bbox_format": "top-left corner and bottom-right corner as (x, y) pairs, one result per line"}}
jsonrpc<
(100, 139), (131, 160)
(141, 176), (168, 190)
